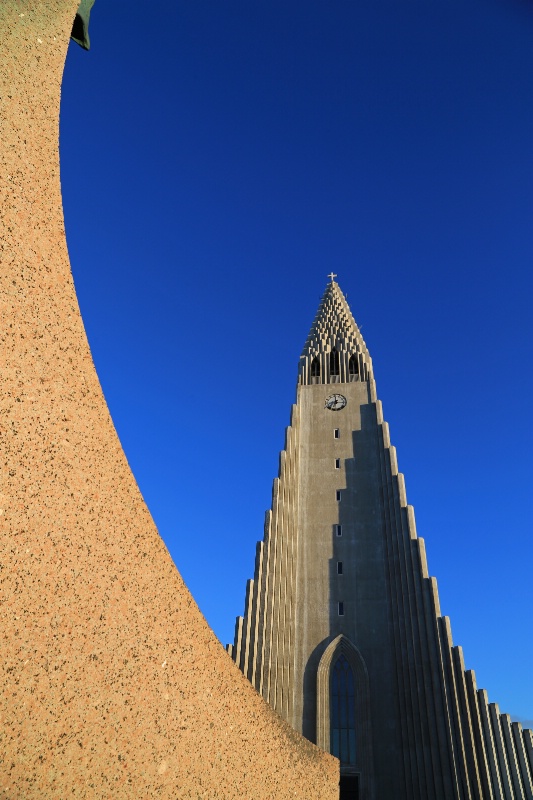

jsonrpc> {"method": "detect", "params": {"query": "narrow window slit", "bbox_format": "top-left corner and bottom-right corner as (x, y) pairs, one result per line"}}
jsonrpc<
(330, 348), (340, 376)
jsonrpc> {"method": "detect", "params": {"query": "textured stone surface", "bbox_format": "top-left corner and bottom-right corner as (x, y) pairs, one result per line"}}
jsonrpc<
(0, 3), (338, 797)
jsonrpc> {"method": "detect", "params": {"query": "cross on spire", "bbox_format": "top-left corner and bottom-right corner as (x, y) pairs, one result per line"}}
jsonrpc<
(328, 272), (337, 282)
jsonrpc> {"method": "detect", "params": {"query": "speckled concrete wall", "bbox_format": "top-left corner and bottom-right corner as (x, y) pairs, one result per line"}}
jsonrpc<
(0, 3), (339, 797)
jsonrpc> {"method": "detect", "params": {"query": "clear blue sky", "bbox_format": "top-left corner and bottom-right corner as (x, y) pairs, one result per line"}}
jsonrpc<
(60, 0), (532, 726)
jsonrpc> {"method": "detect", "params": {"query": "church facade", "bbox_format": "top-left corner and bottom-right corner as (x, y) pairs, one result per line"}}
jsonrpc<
(228, 279), (533, 800)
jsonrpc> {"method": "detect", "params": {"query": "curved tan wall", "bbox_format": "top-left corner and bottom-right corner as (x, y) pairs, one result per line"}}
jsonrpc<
(0, 3), (338, 797)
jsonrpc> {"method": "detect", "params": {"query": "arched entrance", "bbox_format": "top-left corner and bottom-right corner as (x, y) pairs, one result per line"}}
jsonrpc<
(316, 635), (375, 799)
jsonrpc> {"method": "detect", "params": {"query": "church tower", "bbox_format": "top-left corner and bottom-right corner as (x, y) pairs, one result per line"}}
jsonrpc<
(228, 278), (533, 800)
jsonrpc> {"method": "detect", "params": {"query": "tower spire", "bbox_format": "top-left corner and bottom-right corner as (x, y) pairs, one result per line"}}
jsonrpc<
(299, 278), (372, 385)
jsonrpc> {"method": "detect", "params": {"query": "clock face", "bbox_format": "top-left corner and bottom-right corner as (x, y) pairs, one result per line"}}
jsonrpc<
(325, 393), (347, 411)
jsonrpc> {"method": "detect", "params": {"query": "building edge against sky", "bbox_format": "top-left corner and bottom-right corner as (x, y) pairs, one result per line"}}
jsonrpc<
(0, 6), (340, 797)
(228, 278), (533, 800)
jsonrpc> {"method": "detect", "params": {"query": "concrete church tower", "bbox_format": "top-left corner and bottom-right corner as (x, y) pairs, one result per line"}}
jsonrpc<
(229, 278), (533, 800)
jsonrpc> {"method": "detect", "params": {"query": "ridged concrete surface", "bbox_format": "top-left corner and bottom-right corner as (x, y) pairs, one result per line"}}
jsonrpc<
(0, 3), (339, 797)
(229, 281), (533, 800)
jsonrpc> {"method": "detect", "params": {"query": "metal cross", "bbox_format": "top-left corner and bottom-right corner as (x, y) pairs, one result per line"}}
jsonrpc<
(328, 272), (337, 282)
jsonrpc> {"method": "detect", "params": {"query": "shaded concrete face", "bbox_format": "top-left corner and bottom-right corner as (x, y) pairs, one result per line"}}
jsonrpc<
(295, 382), (398, 789)
(0, 3), (339, 797)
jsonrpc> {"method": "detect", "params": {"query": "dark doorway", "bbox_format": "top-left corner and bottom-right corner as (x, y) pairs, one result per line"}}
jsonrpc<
(339, 774), (359, 800)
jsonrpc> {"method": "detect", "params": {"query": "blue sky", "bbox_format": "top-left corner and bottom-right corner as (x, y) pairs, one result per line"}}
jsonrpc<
(60, 0), (532, 725)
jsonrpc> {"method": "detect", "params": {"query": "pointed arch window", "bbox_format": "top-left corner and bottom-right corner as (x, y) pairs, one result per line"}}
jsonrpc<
(330, 348), (340, 376)
(311, 356), (321, 377)
(330, 654), (356, 765)
(349, 354), (359, 377)
(316, 635), (375, 795)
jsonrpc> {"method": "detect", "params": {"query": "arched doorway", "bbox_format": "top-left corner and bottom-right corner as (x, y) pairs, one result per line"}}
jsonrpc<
(316, 635), (375, 799)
